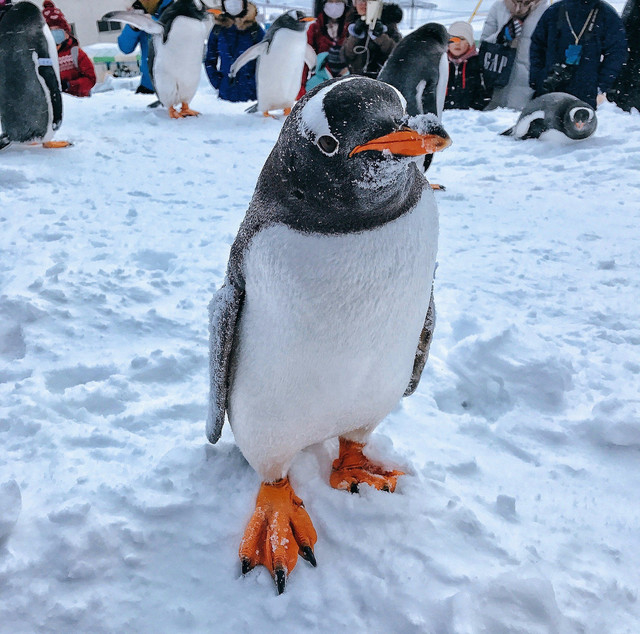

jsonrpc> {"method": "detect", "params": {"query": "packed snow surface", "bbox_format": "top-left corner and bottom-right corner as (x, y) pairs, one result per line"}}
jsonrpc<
(1, 73), (639, 632)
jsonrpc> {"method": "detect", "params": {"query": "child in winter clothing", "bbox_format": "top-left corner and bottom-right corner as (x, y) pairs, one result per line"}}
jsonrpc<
(117, 0), (172, 95)
(205, 0), (264, 102)
(42, 0), (95, 98)
(444, 21), (490, 110)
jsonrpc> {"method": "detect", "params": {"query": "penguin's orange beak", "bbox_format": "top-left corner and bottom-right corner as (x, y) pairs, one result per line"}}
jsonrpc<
(299, 17), (316, 22)
(207, 8), (222, 14)
(349, 128), (451, 157)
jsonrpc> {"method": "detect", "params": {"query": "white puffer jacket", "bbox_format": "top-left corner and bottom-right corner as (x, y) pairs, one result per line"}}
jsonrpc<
(480, 0), (549, 110)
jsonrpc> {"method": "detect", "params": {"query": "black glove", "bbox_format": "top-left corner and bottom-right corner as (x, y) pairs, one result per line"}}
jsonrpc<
(371, 19), (385, 37)
(352, 18), (367, 37)
(61, 79), (70, 91)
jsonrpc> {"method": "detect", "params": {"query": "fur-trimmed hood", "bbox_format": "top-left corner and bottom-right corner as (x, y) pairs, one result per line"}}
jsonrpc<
(215, 1), (258, 29)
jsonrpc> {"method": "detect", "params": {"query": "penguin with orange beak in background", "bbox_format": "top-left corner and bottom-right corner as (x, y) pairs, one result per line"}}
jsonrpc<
(229, 10), (317, 116)
(207, 76), (451, 594)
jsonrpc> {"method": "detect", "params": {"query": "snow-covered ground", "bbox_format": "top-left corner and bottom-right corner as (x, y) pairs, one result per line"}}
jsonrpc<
(1, 69), (639, 632)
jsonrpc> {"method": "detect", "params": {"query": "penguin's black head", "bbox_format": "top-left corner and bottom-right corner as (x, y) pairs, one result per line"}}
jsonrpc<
(564, 103), (597, 139)
(255, 77), (450, 234)
(272, 9), (314, 32)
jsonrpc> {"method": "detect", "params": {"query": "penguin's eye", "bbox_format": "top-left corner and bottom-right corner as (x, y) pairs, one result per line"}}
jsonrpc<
(317, 135), (339, 156)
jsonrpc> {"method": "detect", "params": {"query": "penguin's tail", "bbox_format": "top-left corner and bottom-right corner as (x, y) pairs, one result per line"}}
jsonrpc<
(244, 102), (258, 114)
(0, 133), (11, 151)
(500, 126), (515, 136)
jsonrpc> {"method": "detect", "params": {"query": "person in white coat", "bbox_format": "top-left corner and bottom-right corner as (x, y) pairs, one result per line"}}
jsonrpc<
(480, 0), (549, 109)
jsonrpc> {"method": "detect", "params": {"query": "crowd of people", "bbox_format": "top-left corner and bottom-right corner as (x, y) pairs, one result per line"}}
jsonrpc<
(0, 0), (637, 115)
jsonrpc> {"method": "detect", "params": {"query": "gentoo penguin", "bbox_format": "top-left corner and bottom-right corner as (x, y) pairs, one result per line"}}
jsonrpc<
(0, 1), (69, 149)
(501, 92), (597, 140)
(103, 0), (211, 118)
(229, 10), (316, 116)
(378, 23), (449, 174)
(207, 76), (451, 593)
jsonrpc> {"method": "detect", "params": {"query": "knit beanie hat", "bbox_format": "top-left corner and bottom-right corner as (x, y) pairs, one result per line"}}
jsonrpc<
(448, 21), (474, 44)
(42, 0), (71, 32)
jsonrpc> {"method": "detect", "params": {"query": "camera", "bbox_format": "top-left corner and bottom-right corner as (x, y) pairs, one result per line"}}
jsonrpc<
(542, 62), (576, 93)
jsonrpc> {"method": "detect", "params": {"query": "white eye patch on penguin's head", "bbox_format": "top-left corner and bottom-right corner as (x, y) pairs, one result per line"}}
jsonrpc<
(293, 77), (450, 169)
(259, 76), (451, 234)
(569, 106), (594, 129)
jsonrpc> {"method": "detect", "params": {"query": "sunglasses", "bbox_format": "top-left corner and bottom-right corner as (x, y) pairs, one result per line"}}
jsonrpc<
(448, 36), (463, 44)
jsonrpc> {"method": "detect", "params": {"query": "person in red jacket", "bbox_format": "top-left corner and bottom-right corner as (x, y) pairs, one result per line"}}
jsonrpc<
(42, 0), (96, 98)
(298, 0), (351, 97)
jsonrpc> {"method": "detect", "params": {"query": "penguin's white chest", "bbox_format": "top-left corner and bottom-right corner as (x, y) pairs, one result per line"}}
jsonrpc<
(153, 17), (206, 106)
(228, 193), (438, 480)
(257, 29), (307, 111)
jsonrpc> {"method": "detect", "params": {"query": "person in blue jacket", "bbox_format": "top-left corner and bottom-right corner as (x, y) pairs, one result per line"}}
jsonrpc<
(117, 0), (172, 95)
(529, 0), (627, 108)
(204, 0), (264, 102)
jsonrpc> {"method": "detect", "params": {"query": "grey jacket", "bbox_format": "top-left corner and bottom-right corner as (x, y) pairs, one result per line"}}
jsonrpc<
(481, 0), (549, 109)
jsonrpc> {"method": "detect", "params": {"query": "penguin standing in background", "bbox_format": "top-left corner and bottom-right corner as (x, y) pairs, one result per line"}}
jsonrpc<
(378, 23), (449, 174)
(207, 76), (451, 594)
(608, 0), (640, 112)
(103, 0), (211, 118)
(229, 10), (316, 116)
(0, 1), (70, 150)
(501, 92), (597, 140)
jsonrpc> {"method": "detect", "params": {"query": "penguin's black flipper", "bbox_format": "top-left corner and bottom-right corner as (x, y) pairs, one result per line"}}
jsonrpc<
(101, 11), (164, 35)
(404, 289), (435, 397)
(0, 134), (10, 151)
(500, 126), (515, 136)
(244, 102), (258, 114)
(206, 281), (244, 444)
(38, 66), (62, 130)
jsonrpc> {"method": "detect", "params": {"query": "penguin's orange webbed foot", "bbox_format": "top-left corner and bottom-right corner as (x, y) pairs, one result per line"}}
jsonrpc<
(169, 106), (184, 119)
(239, 477), (317, 595)
(283, 107), (292, 116)
(42, 140), (72, 148)
(180, 102), (200, 117)
(330, 437), (404, 493)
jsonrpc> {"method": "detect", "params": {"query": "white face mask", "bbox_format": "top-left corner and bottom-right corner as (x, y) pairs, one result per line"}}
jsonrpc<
(323, 2), (345, 19)
(224, 0), (244, 16)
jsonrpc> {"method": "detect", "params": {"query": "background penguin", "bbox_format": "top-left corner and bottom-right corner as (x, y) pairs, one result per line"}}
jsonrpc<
(501, 92), (597, 140)
(229, 10), (316, 116)
(103, 0), (211, 118)
(378, 22), (449, 174)
(207, 76), (450, 594)
(0, 1), (69, 149)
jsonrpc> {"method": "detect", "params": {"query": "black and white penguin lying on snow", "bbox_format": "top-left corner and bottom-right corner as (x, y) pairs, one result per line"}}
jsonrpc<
(207, 76), (451, 594)
(0, 1), (70, 150)
(501, 92), (597, 140)
(103, 0), (211, 118)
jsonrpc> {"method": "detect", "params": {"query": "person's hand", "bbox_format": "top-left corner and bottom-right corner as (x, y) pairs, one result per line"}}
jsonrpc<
(371, 19), (385, 37)
(597, 92), (606, 106)
(352, 18), (367, 37)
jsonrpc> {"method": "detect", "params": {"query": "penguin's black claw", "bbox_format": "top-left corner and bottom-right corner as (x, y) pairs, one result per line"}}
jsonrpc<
(241, 558), (253, 575)
(349, 482), (359, 494)
(300, 546), (317, 567)
(274, 567), (287, 595)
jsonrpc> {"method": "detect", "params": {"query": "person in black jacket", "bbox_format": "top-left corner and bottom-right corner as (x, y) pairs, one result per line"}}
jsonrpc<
(444, 21), (491, 110)
(529, 0), (627, 108)
(608, 0), (640, 111)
